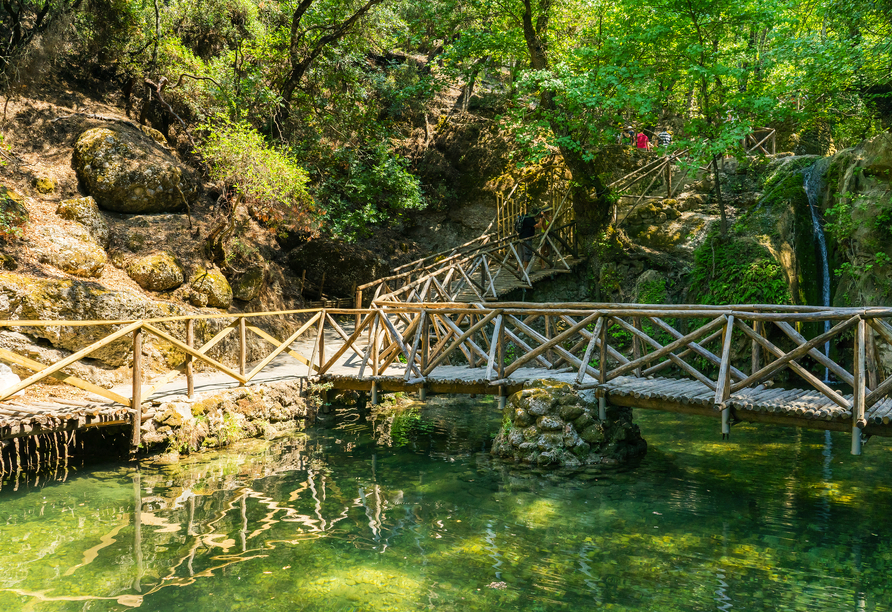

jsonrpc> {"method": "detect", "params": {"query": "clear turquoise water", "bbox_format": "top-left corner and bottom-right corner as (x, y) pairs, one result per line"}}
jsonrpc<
(1, 396), (892, 611)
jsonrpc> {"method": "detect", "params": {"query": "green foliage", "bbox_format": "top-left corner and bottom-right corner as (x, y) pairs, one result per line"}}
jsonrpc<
(197, 118), (315, 232)
(389, 407), (435, 447)
(315, 143), (426, 241)
(690, 236), (792, 305)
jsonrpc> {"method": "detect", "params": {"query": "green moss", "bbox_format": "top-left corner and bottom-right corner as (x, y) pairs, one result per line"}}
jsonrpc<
(689, 236), (792, 305)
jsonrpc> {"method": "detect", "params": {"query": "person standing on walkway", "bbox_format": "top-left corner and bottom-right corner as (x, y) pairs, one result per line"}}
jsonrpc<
(517, 207), (540, 267)
(636, 130), (651, 150)
(657, 128), (672, 147)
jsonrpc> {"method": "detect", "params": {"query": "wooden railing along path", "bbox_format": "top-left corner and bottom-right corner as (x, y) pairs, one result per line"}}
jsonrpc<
(2, 302), (892, 455)
(356, 223), (579, 307)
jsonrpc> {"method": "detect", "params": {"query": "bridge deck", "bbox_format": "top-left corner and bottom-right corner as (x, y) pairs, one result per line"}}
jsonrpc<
(319, 358), (892, 436)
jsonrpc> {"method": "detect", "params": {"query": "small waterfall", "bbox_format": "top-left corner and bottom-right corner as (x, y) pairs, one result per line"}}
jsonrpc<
(803, 161), (831, 379)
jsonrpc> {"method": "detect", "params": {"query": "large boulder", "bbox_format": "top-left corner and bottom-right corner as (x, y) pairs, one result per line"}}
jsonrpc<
(127, 252), (184, 292)
(73, 126), (200, 214)
(56, 196), (110, 248)
(189, 267), (233, 309)
(30, 224), (107, 278)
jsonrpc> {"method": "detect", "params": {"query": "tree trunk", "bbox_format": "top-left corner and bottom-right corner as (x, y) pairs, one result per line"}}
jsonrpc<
(519, 1), (610, 237)
(713, 154), (727, 237)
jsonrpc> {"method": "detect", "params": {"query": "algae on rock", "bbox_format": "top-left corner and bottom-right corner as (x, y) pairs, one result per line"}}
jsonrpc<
(30, 224), (107, 278)
(189, 267), (233, 309)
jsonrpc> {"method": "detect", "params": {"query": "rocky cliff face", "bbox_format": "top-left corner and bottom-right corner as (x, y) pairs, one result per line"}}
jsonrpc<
(819, 133), (892, 308)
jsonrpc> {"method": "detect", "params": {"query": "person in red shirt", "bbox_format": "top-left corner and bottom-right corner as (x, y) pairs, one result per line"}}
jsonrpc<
(636, 131), (651, 150)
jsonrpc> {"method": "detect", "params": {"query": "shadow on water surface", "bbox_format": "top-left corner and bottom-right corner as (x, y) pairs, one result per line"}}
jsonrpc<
(0, 397), (891, 611)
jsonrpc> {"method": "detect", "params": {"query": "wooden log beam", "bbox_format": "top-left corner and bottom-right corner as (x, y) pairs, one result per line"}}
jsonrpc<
(732, 319), (851, 409)
(504, 313), (598, 377)
(612, 317), (717, 392)
(0, 348), (130, 406)
(246, 311), (323, 381)
(648, 316), (746, 381)
(141, 323), (247, 384)
(0, 320), (144, 402)
(731, 315), (860, 393)
(506, 315), (599, 379)
(423, 310), (500, 375)
(606, 315), (728, 381)
(774, 320), (854, 387)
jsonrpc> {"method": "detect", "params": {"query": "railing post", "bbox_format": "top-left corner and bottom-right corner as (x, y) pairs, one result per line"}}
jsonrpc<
(751, 319), (761, 375)
(186, 319), (194, 399)
(853, 317), (866, 455)
(598, 317), (608, 421)
(131, 326), (143, 450)
(355, 289), (363, 330)
(632, 317), (642, 377)
(716, 315), (735, 439)
(238, 316), (246, 384)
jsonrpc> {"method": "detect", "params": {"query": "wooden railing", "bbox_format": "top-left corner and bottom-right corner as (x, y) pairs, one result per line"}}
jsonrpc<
(357, 222), (578, 306)
(3, 301), (891, 454)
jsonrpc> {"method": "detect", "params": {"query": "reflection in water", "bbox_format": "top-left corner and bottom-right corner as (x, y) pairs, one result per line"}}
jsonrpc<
(1, 396), (892, 610)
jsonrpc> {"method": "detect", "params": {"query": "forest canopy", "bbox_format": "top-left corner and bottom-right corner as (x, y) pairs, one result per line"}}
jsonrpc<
(0, 0), (889, 241)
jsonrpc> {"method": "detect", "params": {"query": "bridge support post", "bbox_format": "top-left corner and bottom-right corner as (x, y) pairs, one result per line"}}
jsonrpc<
(598, 392), (606, 421)
(852, 317), (866, 456)
(371, 381), (379, 405)
(498, 385), (507, 411)
(419, 386), (427, 401)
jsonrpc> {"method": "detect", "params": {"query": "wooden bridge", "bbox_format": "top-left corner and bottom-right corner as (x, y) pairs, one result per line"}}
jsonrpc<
(1, 301), (892, 458)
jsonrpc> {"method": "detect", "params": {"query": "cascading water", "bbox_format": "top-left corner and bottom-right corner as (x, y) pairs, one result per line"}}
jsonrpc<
(804, 161), (831, 380)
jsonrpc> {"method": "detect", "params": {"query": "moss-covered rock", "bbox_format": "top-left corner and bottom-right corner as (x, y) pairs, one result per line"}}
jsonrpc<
(72, 126), (200, 214)
(30, 224), (107, 277)
(127, 252), (184, 292)
(56, 196), (110, 248)
(32, 176), (56, 194)
(232, 266), (265, 302)
(189, 267), (232, 309)
(491, 379), (647, 468)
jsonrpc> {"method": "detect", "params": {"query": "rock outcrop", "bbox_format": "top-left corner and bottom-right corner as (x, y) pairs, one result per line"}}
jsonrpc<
(491, 380), (647, 467)
(73, 126), (200, 214)
(29, 224), (107, 278)
(287, 238), (383, 298)
(57, 196), (110, 248)
(127, 252), (184, 292)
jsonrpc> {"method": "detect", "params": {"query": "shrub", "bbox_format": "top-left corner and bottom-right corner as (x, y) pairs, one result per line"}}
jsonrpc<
(197, 118), (315, 233)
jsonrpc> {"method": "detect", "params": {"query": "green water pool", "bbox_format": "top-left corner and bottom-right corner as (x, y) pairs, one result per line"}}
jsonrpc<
(1, 395), (891, 611)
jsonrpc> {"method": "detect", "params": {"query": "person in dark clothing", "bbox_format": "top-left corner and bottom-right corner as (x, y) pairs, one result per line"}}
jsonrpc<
(519, 208), (540, 266)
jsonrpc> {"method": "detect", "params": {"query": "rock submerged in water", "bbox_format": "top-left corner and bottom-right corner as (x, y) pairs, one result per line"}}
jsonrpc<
(491, 380), (647, 468)
(127, 252), (184, 292)
(72, 126), (200, 214)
